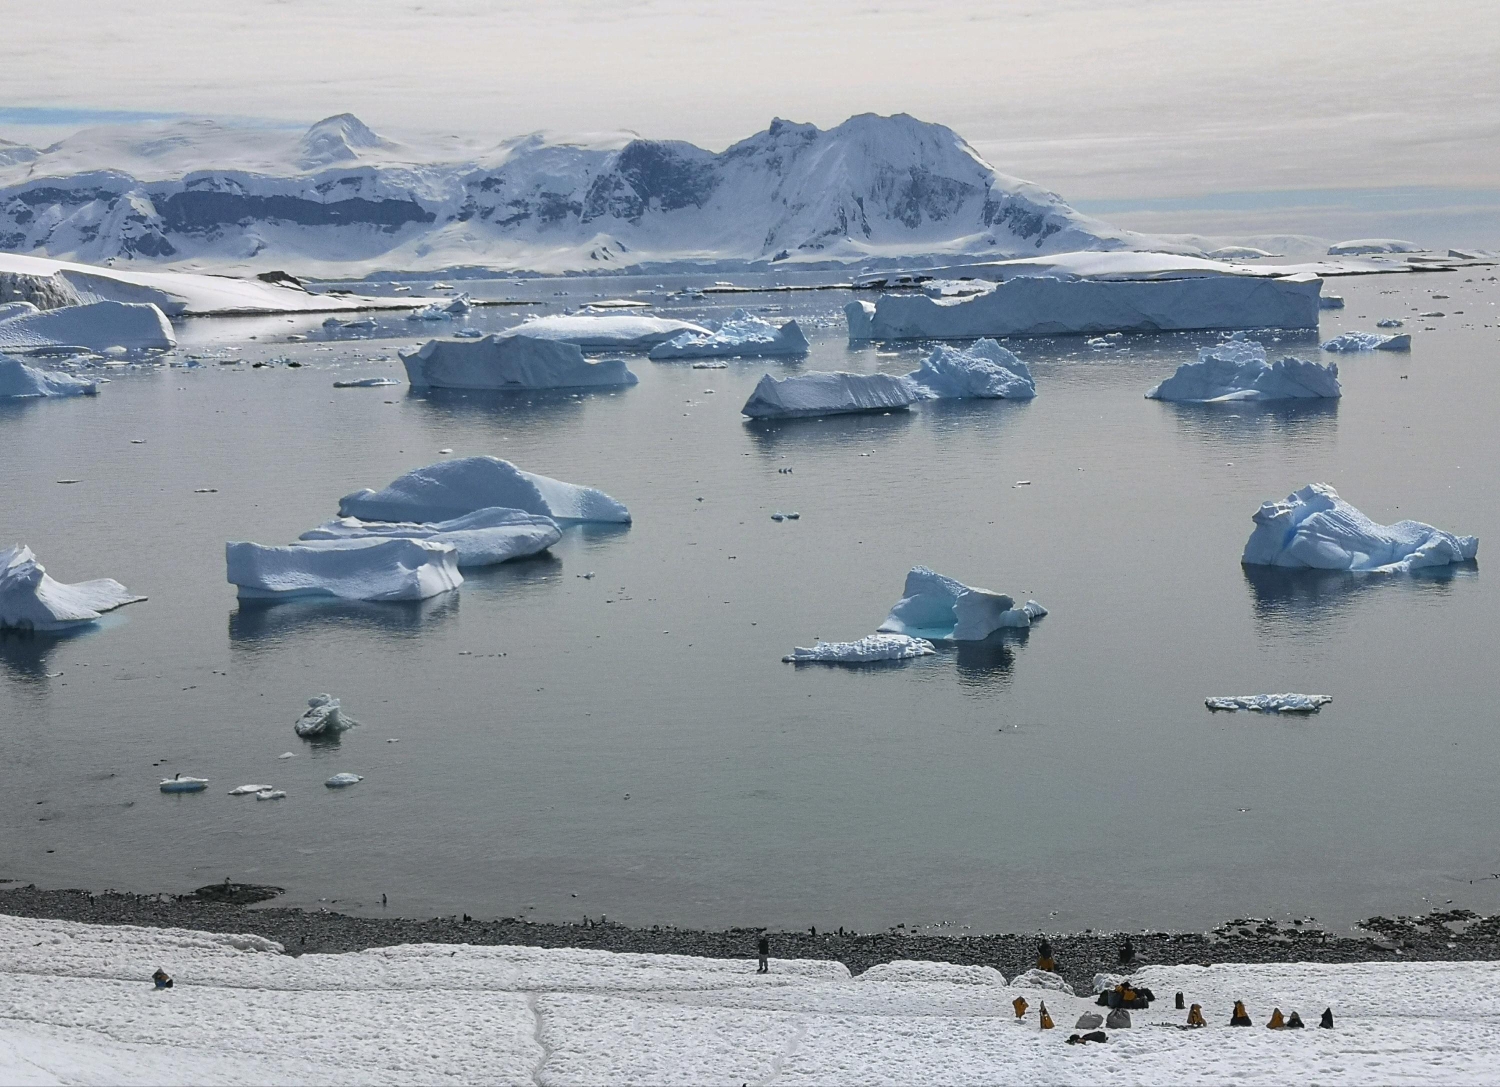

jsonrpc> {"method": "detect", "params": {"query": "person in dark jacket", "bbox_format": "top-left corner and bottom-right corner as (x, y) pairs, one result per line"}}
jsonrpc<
(152, 968), (173, 989)
(757, 934), (769, 973)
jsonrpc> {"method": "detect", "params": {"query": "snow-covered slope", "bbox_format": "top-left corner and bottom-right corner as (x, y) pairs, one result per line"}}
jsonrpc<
(0, 113), (1144, 275)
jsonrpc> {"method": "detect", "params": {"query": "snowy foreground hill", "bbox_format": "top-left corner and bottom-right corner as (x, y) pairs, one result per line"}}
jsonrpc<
(0, 113), (1148, 276)
(2, 913), (1498, 1085)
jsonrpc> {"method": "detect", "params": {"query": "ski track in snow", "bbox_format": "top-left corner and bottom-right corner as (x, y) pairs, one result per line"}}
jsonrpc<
(2, 913), (1500, 1084)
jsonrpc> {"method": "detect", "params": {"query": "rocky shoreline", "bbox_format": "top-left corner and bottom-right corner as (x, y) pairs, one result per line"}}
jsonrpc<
(5, 883), (1499, 993)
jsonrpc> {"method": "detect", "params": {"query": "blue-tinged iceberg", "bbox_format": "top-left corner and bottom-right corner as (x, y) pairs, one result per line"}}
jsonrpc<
(1321, 331), (1411, 352)
(903, 339), (1035, 400)
(1242, 484), (1477, 573)
(878, 566), (1045, 641)
(648, 309), (808, 360)
(782, 633), (936, 663)
(1146, 340), (1340, 402)
(741, 371), (913, 419)
(225, 538), (463, 601)
(300, 507), (561, 566)
(0, 544), (145, 631)
(338, 456), (630, 525)
(0, 354), (98, 398)
(401, 334), (637, 390)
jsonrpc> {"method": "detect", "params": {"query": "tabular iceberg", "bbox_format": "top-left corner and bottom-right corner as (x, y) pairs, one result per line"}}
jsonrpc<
(295, 694), (359, 738)
(647, 309), (809, 360)
(1205, 694), (1333, 714)
(300, 507), (561, 566)
(339, 456), (630, 525)
(741, 371), (914, 419)
(878, 566), (1045, 641)
(902, 339), (1036, 400)
(400, 334), (637, 390)
(857, 274), (1321, 340)
(1322, 331), (1411, 352)
(1145, 340), (1340, 402)
(0, 354), (98, 398)
(502, 314), (711, 349)
(782, 633), (936, 663)
(845, 300), (876, 340)
(1242, 484), (1478, 573)
(0, 300), (175, 352)
(0, 544), (145, 631)
(225, 538), (463, 601)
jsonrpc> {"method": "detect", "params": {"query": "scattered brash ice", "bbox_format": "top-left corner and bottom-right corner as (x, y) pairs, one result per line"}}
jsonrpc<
(741, 371), (913, 419)
(902, 338), (1036, 400)
(647, 309), (809, 359)
(878, 566), (1045, 641)
(1242, 484), (1477, 573)
(0, 544), (145, 631)
(225, 538), (463, 601)
(401, 334), (637, 390)
(1205, 694), (1333, 713)
(782, 633), (936, 663)
(0, 353), (98, 398)
(338, 456), (630, 525)
(1145, 339), (1340, 402)
(294, 694), (360, 739)
(300, 507), (561, 566)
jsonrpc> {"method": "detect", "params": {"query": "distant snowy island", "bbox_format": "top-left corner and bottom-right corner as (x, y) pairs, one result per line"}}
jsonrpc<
(0, 113), (1161, 276)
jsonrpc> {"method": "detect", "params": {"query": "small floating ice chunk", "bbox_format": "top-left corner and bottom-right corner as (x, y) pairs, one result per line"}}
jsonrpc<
(159, 776), (208, 793)
(647, 309), (808, 359)
(300, 507), (561, 566)
(1242, 483), (1478, 573)
(1318, 295), (1345, 310)
(225, 538), (463, 601)
(878, 566), (1045, 641)
(1376, 318), (1404, 328)
(502, 313), (710, 349)
(332, 377), (401, 388)
(0, 300), (176, 353)
(338, 456), (630, 525)
(741, 371), (914, 419)
(325, 773), (363, 787)
(1205, 694), (1333, 714)
(1146, 339), (1340, 402)
(255, 789), (287, 801)
(277, 752), (297, 760)
(0, 544), (145, 631)
(0, 354), (98, 398)
(783, 633), (936, 663)
(690, 360), (727, 369)
(401, 334), (637, 389)
(1322, 331), (1410, 352)
(902, 339), (1036, 400)
(228, 784), (274, 795)
(453, 328), (483, 338)
(294, 694), (359, 739)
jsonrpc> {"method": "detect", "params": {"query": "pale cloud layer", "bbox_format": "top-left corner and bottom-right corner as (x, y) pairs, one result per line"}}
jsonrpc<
(2, 0), (1497, 200)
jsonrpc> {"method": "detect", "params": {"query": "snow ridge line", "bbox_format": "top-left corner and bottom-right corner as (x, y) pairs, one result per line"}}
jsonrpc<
(527, 991), (554, 1087)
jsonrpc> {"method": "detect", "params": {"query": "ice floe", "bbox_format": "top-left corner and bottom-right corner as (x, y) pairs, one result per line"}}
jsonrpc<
(225, 538), (463, 601)
(741, 371), (913, 419)
(1322, 331), (1411, 352)
(502, 313), (710, 349)
(0, 354), (98, 398)
(1377, 318), (1405, 328)
(853, 273), (1322, 339)
(0, 299), (175, 353)
(1205, 694), (1333, 714)
(878, 567), (1045, 641)
(0, 544), (144, 632)
(325, 772), (362, 787)
(332, 377), (400, 388)
(338, 456), (630, 525)
(1242, 484), (1478, 573)
(401, 334), (638, 390)
(228, 784), (274, 796)
(1145, 339), (1340, 402)
(902, 339), (1036, 400)
(782, 633), (936, 664)
(294, 694), (359, 739)
(158, 775), (208, 793)
(647, 309), (808, 359)
(300, 507), (561, 566)
(1319, 294), (1345, 309)
(406, 294), (473, 321)
(256, 789), (286, 801)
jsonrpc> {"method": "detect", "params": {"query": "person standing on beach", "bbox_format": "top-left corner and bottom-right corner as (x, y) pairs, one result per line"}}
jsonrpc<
(757, 933), (770, 973)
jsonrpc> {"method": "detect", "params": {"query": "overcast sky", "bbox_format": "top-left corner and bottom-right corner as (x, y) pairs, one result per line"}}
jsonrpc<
(3, 0), (1497, 203)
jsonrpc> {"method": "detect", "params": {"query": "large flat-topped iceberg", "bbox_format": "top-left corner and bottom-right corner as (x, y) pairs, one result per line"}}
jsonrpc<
(502, 314), (710, 349)
(300, 507), (561, 566)
(783, 633), (936, 663)
(0, 544), (145, 631)
(0, 299), (175, 353)
(647, 309), (808, 360)
(1146, 340), (1340, 402)
(741, 371), (913, 419)
(339, 456), (630, 525)
(226, 538), (463, 601)
(1322, 331), (1411, 352)
(857, 273), (1322, 339)
(1327, 239), (1418, 256)
(878, 566), (1045, 641)
(1242, 484), (1478, 573)
(0, 354), (98, 398)
(401, 335), (638, 390)
(903, 339), (1035, 400)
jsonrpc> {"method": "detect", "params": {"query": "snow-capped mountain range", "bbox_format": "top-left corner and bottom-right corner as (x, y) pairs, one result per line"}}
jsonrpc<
(0, 113), (1153, 276)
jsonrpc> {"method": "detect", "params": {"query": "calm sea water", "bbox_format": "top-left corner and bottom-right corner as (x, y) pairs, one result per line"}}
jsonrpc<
(4, 269), (1499, 935)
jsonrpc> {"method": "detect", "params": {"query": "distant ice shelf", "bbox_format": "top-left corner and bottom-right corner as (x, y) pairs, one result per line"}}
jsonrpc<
(401, 334), (637, 390)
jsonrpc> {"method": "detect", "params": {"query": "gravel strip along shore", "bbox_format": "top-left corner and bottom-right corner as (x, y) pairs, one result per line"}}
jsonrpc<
(4, 884), (1499, 993)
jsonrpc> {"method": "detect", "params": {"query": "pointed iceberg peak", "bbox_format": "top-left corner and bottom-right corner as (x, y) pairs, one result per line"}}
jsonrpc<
(298, 113), (389, 168)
